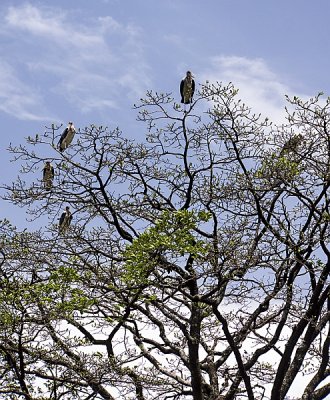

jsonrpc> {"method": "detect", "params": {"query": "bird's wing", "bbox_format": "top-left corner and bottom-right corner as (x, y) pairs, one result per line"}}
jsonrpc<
(59, 213), (65, 225)
(59, 128), (68, 144)
(180, 79), (184, 96)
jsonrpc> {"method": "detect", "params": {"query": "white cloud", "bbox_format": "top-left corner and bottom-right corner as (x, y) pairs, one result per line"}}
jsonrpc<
(5, 4), (104, 50)
(6, 5), (65, 36)
(98, 15), (122, 32)
(199, 56), (305, 124)
(0, 61), (54, 121)
(0, 3), (152, 120)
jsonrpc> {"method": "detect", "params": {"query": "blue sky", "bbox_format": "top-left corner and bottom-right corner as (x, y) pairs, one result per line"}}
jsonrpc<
(1, 0), (330, 225)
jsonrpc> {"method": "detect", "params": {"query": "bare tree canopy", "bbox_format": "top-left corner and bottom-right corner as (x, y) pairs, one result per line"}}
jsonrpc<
(0, 83), (329, 400)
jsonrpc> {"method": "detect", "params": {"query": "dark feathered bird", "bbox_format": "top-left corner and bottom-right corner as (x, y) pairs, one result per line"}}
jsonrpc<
(58, 122), (76, 152)
(42, 161), (54, 190)
(180, 71), (195, 104)
(280, 134), (303, 156)
(59, 206), (73, 234)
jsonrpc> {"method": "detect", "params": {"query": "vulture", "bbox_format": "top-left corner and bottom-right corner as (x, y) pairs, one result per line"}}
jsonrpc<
(59, 206), (73, 234)
(180, 71), (195, 104)
(280, 134), (304, 156)
(42, 161), (54, 190)
(58, 122), (76, 152)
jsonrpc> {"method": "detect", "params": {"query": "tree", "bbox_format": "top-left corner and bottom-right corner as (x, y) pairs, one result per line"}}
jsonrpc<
(0, 83), (330, 400)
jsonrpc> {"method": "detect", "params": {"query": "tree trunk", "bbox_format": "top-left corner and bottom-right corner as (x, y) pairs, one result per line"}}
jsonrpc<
(189, 302), (204, 400)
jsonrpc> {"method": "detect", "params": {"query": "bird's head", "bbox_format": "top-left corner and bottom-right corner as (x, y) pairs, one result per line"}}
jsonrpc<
(186, 71), (193, 80)
(68, 121), (75, 130)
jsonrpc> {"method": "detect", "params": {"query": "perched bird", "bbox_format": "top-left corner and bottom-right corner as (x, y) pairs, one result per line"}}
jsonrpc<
(180, 71), (195, 104)
(59, 206), (73, 234)
(58, 122), (76, 152)
(280, 134), (304, 156)
(42, 161), (54, 190)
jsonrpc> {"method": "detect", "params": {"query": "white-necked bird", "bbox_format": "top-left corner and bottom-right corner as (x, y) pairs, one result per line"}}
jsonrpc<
(59, 206), (72, 234)
(58, 122), (76, 152)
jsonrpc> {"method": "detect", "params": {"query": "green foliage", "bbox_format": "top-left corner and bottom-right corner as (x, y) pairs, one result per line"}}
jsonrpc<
(123, 209), (210, 284)
(0, 266), (95, 326)
(255, 153), (301, 182)
(276, 156), (300, 178)
(322, 212), (330, 222)
(38, 266), (95, 314)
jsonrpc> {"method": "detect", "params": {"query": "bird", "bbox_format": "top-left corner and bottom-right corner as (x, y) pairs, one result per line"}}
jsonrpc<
(280, 134), (304, 157)
(42, 161), (54, 190)
(180, 71), (195, 104)
(58, 122), (76, 152)
(59, 206), (73, 234)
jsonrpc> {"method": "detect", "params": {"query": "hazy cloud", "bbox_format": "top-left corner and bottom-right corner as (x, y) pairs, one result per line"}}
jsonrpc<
(5, 4), (105, 51)
(0, 61), (53, 121)
(1, 3), (152, 120)
(200, 56), (305, 124)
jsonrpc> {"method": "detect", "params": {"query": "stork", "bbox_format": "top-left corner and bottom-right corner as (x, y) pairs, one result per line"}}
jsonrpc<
(180, 71), (195, 104)
(42, 161), (54, 190)
(59, 206), (73, 234)
(58, 122), (76, 152)
(280, 134), (304, 156)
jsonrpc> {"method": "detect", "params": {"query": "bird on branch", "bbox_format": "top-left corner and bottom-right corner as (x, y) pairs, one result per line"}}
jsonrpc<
(280, 134), (304, 157)
(58, 122), (76, 152)
(42, 161), (54, 190)
(59, 206), (73, 234)
(180, 71), (195, 104)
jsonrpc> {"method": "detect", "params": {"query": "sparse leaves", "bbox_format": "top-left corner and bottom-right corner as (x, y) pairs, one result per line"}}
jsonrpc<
(0, 84), (330, 400)
(123, 210), (210, 284)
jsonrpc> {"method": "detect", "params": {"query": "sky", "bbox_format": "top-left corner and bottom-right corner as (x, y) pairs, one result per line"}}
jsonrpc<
(1, 0), (330, 225)
(0, 2), (329, 396)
